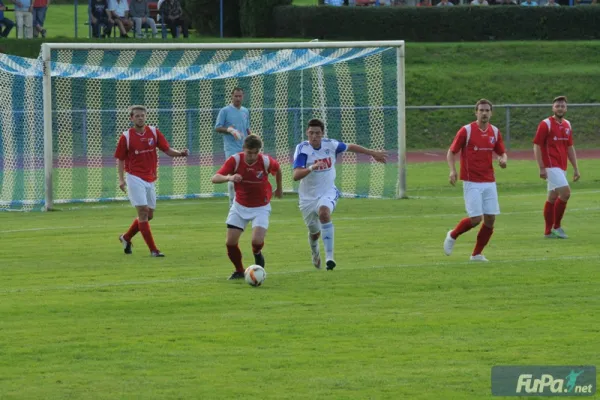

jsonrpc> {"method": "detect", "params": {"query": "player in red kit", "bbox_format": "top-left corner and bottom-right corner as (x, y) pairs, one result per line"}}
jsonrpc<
(443, 99), (508, 261)
(533, 96), (580, 239)
(211, 135), (282, 280)
(114, 105), (189, 257)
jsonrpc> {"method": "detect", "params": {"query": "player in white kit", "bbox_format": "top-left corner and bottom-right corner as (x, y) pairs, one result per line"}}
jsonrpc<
(292, 119), (387, 270)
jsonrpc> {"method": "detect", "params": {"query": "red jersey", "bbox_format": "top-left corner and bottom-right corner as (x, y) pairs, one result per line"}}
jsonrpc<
(449, 122), (506, 183)
(217, 153), (280, 208)
(114, 126), (170, 183)
(533, 117), (573, 171)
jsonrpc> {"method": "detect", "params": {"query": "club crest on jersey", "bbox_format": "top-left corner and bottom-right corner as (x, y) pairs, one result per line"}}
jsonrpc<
(148, 138), (154, 146)
(325, 149), (330, 155)
(489, 136), (496, 145)
(256, 171), (264, 179)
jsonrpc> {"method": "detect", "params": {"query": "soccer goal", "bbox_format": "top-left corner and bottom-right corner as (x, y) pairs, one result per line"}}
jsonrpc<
(0, 41), (406, 211)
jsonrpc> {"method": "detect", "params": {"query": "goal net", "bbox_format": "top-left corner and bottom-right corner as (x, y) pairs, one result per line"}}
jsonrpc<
(0, 41), (406, 211)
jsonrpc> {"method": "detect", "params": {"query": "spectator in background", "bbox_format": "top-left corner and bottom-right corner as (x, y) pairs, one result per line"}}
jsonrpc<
(521, 0), (538, 5)
(471, 0), (489, 5)
(32, 0), (47, 37)
(324, 0), (344, 4)
(12, 0), (33, 38)
(437, 0), (454, 6)
(159, 0), (188, 38)
(0, 0), (15, 37)
(499, 0), (518, 5)
(129, 0), (157, 38)
(545, 0), (559, 5)
(89, 0), (112, 37)
(417, 0), (432, 6)
(108, 0), (133, 38)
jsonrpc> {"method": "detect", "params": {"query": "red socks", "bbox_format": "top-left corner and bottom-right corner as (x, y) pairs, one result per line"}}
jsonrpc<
(123, 218), (139, 242)
(138, 221), (158, 252)
(472, 224), (494, 256)
(543, 201), (554, 235)
(451, 218), (475, 239)
(553, 198), (567, 229)
(227, 244), (245, 273)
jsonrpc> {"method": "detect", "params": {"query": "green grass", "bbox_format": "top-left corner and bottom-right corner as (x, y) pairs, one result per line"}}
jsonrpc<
(1, 159), (600, 399)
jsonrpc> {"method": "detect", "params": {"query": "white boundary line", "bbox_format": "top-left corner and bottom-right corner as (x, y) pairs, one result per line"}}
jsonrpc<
(1, 254), (598, 295)
(1, 206), (599, 234)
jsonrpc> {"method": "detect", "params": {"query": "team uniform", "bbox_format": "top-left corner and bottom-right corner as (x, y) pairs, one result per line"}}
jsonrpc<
(114, 126), (170, 209)
(216, 152), (280, 230)
(215, 105), (251, 157)
(533, 117), (573, 191)
(533, 116), (574, 238)
(293, 138), (347, 233)
(449, 122), (506, 217)
(444, 121), (506, 261)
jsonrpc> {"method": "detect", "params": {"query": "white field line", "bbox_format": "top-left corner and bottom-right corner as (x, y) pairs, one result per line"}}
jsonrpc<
(1, 206), (599, 234)
(1, 255), (598, 295)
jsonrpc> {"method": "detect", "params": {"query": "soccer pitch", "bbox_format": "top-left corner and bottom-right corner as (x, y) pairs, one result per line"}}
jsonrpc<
(1, 159), (599, 399)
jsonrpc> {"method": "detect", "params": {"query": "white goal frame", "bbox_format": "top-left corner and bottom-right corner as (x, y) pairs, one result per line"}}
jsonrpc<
(41, 41), (406, 210)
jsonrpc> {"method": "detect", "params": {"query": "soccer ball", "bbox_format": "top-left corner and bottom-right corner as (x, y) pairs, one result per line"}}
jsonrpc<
(244, 265), (267, 287)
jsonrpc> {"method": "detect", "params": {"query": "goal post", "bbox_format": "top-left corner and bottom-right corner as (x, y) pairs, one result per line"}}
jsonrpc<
(2, 40), (406, 211)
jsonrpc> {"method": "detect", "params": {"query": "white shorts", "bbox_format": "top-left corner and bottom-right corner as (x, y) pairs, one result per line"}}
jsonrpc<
(546, 167), (569, 191)
(226, 201), (271, 231)
(126, 174), (156, 209)
(299, 188), (340, 234)
(463, 181), (500, 217)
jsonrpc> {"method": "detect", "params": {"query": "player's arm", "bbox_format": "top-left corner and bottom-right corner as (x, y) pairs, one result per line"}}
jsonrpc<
(494, 134), (508, 169)
(292, 149), (325, 181)
(533, 122), (548, 179)
(155, 129), (188, 157)
(114, 135), (128, 192)
(211, 157), (241, 184)
(568, 146), (580, 181)
(117, 160), (126, 192)
(274, 168), (283, 198)
(346, 144), (387, 163)
(164, 148), (188, 157)
(447, 128), (466, 186)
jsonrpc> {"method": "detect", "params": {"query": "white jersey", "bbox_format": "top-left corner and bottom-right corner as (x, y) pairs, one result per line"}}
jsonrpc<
(293, 139), (348, 201)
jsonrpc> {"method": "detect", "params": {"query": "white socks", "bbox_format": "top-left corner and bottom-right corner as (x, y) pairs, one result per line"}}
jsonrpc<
(321, 222), (334, 261)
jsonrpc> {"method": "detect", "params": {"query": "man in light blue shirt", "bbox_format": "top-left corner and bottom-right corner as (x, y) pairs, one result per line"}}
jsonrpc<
(215, 87), (252, 205)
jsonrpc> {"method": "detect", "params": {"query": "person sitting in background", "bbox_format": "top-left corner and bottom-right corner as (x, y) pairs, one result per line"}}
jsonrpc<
(107, 0), (133, 38)
(89, 0), (112, 38)
(129, 0), (157, 38)
(417, 0), (432, 6)
(470, 0), (489, 5)
(0, 0), (15, 38)
(437, 0), (454, 6)
(545, 0), (559, 5)
(499, 0), (518, 5)
(521, 0), (538, 5)
(324, 0), (344, 4)
(32, 0), (47, 37)
(159, 0), (188, 38)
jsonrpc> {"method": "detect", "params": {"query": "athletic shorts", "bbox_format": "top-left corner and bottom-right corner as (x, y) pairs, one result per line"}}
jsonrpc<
(126, 173), (156, 209)
(546, 167), (569, 192)
(463, 181), (500, 217)
(299, 188), (340, 234)
(226, 201), (271, 231)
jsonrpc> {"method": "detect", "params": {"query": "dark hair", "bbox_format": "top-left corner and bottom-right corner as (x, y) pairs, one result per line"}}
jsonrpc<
(243, 134), (262, 151)
(129, 105), (147, 117)
(475, 99), (493, 111)
(307, 118), (325, 131)
(231, 87), (244, 95)
(553, 96), (567, 104)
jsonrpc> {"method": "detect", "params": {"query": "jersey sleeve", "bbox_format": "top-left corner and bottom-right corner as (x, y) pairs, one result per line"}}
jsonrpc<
(449, 127), (467, 153)
(334, 140), (347, 155)
(216, 156), (237, 176)
(114, 135), (128, 160)
(293, 144), (307, 169)
(533, 121), (548, 146)
(494, 132), (507, 156)
(156, 128), (170, 152)
(267, 156), (280, 175)
(214, 108), (226, 129)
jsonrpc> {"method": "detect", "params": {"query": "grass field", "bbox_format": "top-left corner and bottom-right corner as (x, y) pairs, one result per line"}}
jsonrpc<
(1, 158), (599, 399)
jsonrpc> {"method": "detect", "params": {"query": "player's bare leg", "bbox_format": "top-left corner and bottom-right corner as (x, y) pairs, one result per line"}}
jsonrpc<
(470, 214), (494, 262)
(226, 226), (245, 280)
(136, 206), (163, 257)
(444, 216), (479, 256)
(318, 206), (336, 270)
(308, 230), (321, 269)
(227, 181), (235, 207)
(251, 227), (267, 269)
(550, 186), (570, 239)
